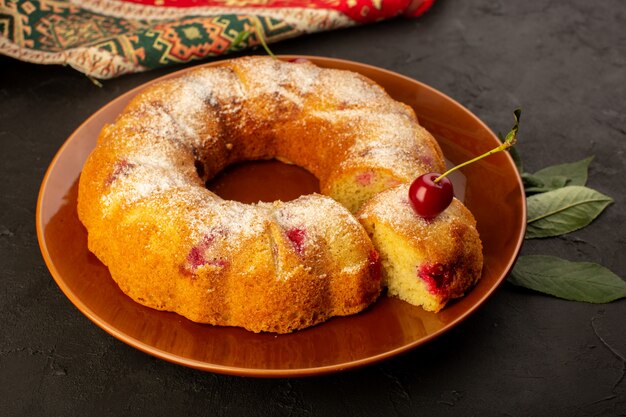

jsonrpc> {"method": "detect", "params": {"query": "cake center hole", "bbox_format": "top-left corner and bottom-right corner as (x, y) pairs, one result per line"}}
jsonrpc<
(206, 159), (320, 204)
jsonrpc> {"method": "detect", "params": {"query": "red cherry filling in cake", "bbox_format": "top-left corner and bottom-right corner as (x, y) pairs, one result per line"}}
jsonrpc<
(286, 227), (306, 256)
(418, 262), (454, 295)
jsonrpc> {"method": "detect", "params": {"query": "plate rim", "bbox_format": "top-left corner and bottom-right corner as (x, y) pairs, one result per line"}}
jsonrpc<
(36, 55), (527, 377)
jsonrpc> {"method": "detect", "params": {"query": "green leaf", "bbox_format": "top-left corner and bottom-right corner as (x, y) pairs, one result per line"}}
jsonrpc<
(526, 185), (613, 238)
(533, 156), (594, 187)
(509, 255), (626, 303)
(523, 173), (568, 193)
(521, 157), (593, 194)
(521, 172), (543, 188)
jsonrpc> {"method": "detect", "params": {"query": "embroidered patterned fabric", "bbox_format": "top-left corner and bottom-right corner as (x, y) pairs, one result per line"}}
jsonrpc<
(0, 0), (435, 79)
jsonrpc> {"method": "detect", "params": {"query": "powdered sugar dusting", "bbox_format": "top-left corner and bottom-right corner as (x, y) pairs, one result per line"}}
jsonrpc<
(316, 68), (387, 105)
(189, 199), (268, 251)
(359, 183), (466, 245)
(233, 58), (321, 107)
(311, 108), (439, 178)
(273, 194), (370, 273)
(274, 194), (358, 239)
(88, 56), (440, 284)
(100, 163), (194, 212)
(94, 56), (438, 225)
(184, 66), (245, 109)
(285, 60), (321, 95)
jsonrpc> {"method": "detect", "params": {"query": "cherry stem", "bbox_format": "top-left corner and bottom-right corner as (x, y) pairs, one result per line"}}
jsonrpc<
(434, 142), (515, 183)
(252, 19), (276, 58)
(434, 109), (521, 184)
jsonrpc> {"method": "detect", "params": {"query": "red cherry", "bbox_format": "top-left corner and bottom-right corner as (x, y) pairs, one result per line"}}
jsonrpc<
(408, 173), (454, 219)
(288, 58), (311, 63)
(407, 110), (521, 219)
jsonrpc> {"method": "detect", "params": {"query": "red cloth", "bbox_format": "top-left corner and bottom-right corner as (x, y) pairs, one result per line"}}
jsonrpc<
(0, 0), (435, 79)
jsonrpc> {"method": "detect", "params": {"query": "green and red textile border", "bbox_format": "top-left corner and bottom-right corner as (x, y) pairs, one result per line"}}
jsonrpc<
(0, 0), (434, 79)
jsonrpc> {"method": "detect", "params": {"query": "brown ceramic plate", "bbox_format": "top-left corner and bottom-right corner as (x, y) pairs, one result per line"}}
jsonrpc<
(36, 56), (526, 377)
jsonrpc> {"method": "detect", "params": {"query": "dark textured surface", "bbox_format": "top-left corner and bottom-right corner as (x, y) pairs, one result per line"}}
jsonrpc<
(1, 0), (625, 415)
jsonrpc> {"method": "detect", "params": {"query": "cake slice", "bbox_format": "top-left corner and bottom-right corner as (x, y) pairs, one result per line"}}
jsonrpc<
(357, 184), (483, 312)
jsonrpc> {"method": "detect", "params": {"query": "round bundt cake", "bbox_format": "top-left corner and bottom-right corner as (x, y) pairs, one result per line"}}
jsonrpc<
(77, 56), (481, 333)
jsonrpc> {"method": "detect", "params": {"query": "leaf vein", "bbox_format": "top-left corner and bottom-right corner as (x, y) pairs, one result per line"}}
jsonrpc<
(528, 197), (611, 223)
